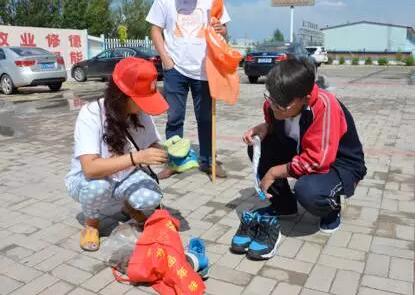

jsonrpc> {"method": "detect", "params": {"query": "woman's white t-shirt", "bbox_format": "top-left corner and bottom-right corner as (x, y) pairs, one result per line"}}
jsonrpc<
(65, 99), (161, 186)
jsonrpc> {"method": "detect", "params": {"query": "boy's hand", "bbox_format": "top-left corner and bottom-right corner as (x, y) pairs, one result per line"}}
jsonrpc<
(242, 123), (269, 145)
(260, 169), (275, 199)
(260, 165), (290, 198)
(242, 128), (256, 145)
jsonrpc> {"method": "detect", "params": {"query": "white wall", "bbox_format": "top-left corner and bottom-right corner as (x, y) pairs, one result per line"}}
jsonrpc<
(88, 35), (104, 58)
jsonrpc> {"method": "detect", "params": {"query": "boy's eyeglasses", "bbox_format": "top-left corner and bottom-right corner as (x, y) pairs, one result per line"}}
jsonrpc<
(263, 91), (295, 112)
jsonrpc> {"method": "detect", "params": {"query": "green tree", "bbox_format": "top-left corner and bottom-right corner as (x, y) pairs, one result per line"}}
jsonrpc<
(0, 0), (17, 25)
(14, 0), (61, 27)
(85, 0), (113, 37)
(115, 0), (151, 39)
(61, 0), (88, 29)
(272, 28), (284, 42)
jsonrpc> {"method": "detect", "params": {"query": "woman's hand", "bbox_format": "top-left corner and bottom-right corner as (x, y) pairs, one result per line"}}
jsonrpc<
(134, 148), (168, 166)
(242, 123), (269, 145)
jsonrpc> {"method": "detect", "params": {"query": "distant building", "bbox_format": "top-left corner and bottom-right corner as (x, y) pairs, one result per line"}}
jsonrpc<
(321, 21), (415, 59)
(230, 38), (256, 56)
(298, 20), (324, 47)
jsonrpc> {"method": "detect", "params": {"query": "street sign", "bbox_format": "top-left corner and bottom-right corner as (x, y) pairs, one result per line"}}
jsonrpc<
(271, 0), (314, 6)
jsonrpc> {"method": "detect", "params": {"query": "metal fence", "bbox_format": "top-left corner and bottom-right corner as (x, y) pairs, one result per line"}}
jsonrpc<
(104, 38), (153, 50)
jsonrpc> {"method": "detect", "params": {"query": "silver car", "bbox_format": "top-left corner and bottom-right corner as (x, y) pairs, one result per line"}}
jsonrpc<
(0, 47), (67, 95)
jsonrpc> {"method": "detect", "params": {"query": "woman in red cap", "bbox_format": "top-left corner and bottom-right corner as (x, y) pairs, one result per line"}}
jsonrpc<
(65, 57), (169, 251)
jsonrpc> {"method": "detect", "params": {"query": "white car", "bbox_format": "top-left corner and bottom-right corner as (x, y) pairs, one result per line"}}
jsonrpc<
(306, 46), (328, 66)
(0, 47), (67, 95)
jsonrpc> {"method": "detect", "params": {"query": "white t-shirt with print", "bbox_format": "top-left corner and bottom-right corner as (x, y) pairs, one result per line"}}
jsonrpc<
(146, 0), (231, 81)
(65, 99), (161, 186)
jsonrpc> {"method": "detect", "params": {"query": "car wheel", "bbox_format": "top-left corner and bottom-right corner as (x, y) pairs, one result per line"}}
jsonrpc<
(73, 67), (87, 82)
(1, 74), (16, 95)
(248, 76), (259, 84)
(48, 82), (63, 92)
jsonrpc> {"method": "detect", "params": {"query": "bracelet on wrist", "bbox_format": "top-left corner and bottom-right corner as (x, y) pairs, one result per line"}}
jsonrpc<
(129, 152), (136, 167)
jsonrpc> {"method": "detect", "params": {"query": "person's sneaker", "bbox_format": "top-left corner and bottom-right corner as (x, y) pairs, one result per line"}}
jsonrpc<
(185, 238), (209, 279)
(246, 215), (281, 260)
(230, 211), (258, 254)
(320, 211), (341, 233)
(199, 161), (227, 178)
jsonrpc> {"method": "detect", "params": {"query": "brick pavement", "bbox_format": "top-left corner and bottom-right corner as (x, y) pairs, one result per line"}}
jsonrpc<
(0, 65), (414, 294)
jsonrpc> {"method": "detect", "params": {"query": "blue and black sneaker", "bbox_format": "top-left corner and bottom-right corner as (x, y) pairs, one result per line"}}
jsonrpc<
(185, 237), (209, 279)
(320, 210), (341, 233)
(230, 211), (258, 254)
(246, 215), (281, 260)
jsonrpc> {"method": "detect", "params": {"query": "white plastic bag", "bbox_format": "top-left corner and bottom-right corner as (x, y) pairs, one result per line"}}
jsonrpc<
(100, 221), (142, 274)
(252, 136), (266, 200)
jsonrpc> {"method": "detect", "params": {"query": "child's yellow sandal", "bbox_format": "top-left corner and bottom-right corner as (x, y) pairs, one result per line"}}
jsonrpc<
(80, 226), (100, 251)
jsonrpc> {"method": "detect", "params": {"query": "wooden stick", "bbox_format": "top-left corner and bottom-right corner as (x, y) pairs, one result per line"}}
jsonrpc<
(212, 99), (216, 184)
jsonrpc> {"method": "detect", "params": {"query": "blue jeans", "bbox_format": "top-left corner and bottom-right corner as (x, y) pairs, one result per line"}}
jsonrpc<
(163, 68), (212, 165)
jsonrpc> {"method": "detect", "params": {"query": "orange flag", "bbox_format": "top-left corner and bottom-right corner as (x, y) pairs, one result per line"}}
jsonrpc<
(205, 0), (242, 105)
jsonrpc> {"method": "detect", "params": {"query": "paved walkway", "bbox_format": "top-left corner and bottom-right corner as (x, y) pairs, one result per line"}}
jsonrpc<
(0, 66), (414, 295)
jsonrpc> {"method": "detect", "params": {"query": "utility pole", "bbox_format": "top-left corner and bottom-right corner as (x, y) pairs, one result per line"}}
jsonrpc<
(290, 5), (294, 42)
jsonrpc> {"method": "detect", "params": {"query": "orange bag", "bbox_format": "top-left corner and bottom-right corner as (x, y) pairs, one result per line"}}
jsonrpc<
(114, 210), (205, 295)
(205, 0), (242, 105)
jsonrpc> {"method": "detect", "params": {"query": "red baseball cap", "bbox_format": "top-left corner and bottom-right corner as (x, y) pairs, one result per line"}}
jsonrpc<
(112, 57), (169, 115)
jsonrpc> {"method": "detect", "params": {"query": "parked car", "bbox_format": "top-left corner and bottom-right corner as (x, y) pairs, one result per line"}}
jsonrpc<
(71, 47), (163, 82)
(0, 47), (67, 95)
(306, 46), (328, 66)
(243, 42), (312, 84)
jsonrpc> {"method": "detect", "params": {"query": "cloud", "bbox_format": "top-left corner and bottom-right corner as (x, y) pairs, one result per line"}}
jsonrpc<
(316, 0), (346, 7)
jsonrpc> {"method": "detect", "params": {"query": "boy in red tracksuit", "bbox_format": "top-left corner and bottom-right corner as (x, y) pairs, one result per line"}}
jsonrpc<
(231, 57), (366, 260)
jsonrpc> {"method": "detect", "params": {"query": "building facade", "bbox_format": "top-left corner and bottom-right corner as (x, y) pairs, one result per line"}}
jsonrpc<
(322, 21), (414, 55)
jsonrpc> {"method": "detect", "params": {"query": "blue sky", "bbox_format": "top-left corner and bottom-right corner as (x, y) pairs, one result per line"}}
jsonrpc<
(225, 0), (415, 41)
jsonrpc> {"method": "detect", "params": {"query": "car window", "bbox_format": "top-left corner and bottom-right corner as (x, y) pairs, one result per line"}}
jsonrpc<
(96, 50), (114, 59)
(114, 48), (136, 58)
(133, 47), (157, 57)
(0, 49), (5, 60)
(10, 47), (49, 56)
(287, 43), (308, 57)
(306, 48), (317, 54)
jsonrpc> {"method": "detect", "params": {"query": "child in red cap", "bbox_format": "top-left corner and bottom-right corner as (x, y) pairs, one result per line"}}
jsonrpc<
(65, 57), (169, 251)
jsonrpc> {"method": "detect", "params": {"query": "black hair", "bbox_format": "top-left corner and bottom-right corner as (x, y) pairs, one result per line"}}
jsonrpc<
(101, 77), (142, 155)
(265, 56), (316, 107)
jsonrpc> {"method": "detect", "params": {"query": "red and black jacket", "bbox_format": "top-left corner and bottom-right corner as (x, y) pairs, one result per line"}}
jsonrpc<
(264, 84), (366, 196)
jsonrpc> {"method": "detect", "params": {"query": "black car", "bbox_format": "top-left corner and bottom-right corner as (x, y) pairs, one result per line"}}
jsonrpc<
(71, 47), (163, 82)
(244, 42), (311, 83)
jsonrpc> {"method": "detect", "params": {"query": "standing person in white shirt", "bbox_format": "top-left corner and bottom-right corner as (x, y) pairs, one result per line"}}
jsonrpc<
(146, 0), (230, 179)
(65, 57), (169, 251)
